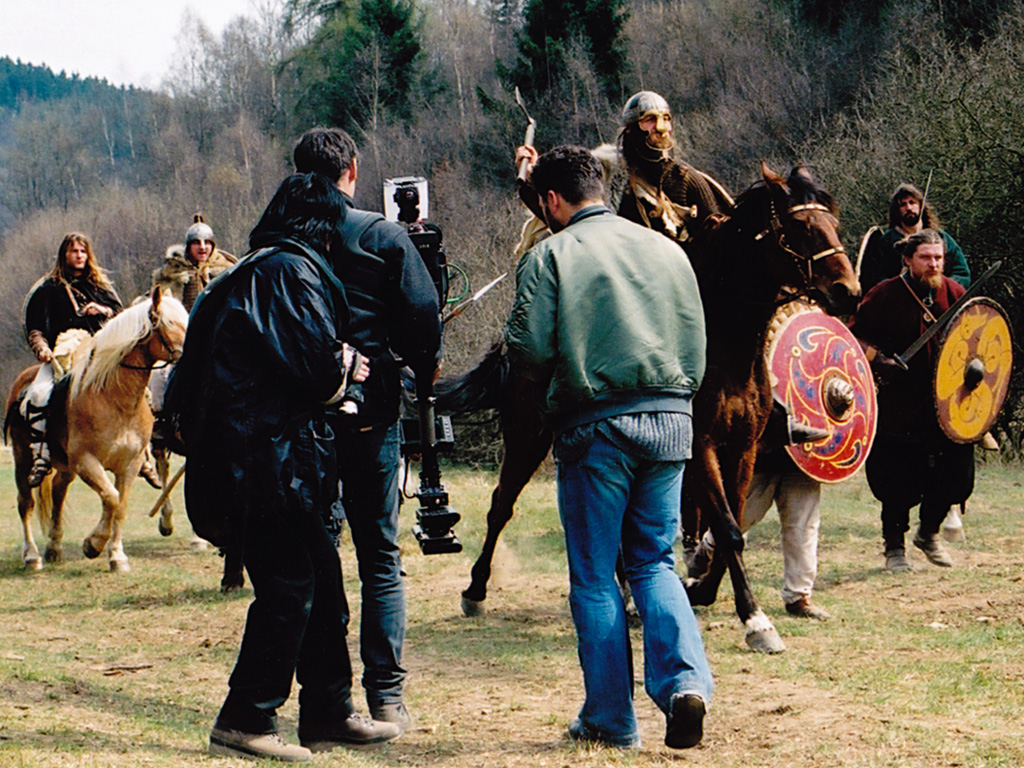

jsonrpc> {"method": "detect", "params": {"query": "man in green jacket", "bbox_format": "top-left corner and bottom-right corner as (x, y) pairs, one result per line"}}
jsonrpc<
(860, 182), (971, 294)
(506, 145), (713, 750)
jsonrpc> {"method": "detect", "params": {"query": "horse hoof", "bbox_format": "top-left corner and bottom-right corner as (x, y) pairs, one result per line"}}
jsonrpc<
(24, 557), (43, 572)
(190, 537), (209, 552)
(158, 521), (174, 537)
(461, 596), (485, 617)
(44, 547), (63, 564)
(109, 559), (131, 573)
(82, 539), (102, 559)
(746, 628), (786, 653)
(221, 577), (245, 593)
(744, 611), (786, 653)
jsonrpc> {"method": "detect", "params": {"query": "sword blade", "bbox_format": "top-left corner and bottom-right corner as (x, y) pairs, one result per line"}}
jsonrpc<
(442, 272), (508, 325)
(895, 259), (1002, 368)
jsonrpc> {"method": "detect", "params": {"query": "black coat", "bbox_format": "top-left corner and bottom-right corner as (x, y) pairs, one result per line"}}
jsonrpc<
(332, 196), (441, 428)
(166, 237), (350, 547)
(24, 276), (123, 347)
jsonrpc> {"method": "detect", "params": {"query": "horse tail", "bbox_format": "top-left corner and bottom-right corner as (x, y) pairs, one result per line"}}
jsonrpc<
(35, 476), (54, 538)
(434, 340), (510, 415)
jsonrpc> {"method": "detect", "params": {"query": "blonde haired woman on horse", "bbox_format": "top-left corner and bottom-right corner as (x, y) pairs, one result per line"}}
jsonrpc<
(21, 233), (123, 486)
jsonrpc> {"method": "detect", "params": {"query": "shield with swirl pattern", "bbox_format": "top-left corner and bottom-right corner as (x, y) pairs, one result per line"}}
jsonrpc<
(934, 297), (1013, 444)
(767, 304), (877, 483)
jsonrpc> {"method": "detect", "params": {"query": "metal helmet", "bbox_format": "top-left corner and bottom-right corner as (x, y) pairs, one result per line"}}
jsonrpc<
(185, 219), (215, 248)
(620, 90), (672, 127)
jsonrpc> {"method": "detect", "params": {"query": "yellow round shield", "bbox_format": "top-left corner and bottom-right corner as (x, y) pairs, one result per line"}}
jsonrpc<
(934, 297), (1013, 443)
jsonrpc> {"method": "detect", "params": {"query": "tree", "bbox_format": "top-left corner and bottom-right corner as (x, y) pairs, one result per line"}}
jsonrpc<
(290, 0), (424, 138)
(504, 0), (628, 103)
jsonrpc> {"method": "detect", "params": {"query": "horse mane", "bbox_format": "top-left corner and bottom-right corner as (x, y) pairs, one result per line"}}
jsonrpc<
(786, 166), (838, 213)
(71, 295), (188, 398)
(732, 165), (837, 216)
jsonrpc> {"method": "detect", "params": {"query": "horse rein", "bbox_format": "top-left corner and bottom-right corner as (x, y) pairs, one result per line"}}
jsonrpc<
(754, 201), (846, 285)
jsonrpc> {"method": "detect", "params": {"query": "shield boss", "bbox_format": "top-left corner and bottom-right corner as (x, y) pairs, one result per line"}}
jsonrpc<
(934, 297), (1013, 443)
(767, 304), (877, 483)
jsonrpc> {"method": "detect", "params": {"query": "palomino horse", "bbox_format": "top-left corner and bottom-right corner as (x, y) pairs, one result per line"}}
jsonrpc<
(5, 288), (189, 572)
(442, 164), (859, 652)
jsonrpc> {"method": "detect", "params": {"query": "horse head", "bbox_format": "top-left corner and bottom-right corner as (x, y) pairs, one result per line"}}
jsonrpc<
(146, 287), (188, 364)
(754, 162), (861, 315)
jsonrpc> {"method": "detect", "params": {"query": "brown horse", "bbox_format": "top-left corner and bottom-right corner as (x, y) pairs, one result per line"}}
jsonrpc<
(444, 164), (858, 652)
(5, 288), (189, 572)
(680, 163), (858, 651)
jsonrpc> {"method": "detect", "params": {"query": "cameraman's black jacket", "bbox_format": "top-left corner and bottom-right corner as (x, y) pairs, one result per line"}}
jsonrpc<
(333, 194), (441, 428)
(164, 236), (350, 546)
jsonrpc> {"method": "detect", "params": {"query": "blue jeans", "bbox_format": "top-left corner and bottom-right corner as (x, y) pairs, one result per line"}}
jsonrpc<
(334, 421), (406, 707)
(557, 430), (713, 746)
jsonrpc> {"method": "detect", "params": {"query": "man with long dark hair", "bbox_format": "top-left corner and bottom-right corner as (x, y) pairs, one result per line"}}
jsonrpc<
(21, 233), (123, 486)
(165, 173), (395, 762)
(859, 182), (970, 294)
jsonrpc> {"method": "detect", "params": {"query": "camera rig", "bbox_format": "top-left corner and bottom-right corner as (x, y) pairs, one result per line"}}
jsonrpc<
(388, 176), (463, 554)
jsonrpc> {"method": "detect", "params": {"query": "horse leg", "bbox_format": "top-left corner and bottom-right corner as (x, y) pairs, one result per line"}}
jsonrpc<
(220, 546), (245, 592)
(721, 545), (784, 653)
(76, 455), (121, 559)
(44, 471), (74, 564)
(154, 445), (175, 537)
(684, 441), (742, 604)
(11, 431), (43, 570)
(724, 451), (784, 653)
(461, 426), (552, 616)
(105, 456), (148, 573)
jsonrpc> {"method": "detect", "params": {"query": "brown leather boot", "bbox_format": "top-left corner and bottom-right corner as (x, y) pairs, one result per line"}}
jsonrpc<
(784, 595), (831, 621)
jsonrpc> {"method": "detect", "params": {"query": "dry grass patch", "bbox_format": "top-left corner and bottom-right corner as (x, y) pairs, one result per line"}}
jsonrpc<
(1, 452), (1023, 767)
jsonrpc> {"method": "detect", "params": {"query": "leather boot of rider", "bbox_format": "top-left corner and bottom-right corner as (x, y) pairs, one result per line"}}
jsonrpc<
(24, 402), (52, 488)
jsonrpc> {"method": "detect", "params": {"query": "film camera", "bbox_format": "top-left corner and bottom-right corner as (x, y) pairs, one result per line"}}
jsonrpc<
(385, 177), (462, 555)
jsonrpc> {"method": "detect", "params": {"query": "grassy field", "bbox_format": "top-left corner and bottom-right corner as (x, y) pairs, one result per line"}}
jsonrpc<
(1, 450), (1023, 767)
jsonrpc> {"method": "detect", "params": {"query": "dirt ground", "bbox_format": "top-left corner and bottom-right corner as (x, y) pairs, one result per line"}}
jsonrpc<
(1, 463), (1023, 767)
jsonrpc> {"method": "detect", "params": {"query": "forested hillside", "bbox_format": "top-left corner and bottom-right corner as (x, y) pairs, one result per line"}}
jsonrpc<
(2, 0), (1023, 451)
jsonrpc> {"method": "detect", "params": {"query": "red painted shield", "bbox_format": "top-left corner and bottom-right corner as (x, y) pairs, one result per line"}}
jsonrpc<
(768, 308), (877, 483)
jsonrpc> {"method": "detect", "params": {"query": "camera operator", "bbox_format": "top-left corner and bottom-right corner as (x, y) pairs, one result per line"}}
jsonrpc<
(293, 127), (442, 737)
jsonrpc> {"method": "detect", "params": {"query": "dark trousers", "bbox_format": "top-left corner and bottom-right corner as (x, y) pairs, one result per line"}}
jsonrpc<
(333, 421), (406, 708)
(867, 433), (975, 551)
(216, 420), (353, 735)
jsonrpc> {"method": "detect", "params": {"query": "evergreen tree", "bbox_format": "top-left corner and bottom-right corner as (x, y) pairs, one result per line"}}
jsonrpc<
(505, 0), (628, 102)
(290, 0), (424, 135)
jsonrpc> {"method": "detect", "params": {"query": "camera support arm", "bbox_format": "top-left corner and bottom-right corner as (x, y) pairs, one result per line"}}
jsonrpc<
(411, 373), (462, 554)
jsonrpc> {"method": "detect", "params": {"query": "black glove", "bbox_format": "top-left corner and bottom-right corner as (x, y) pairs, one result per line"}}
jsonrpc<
(872, 351), (904, 381)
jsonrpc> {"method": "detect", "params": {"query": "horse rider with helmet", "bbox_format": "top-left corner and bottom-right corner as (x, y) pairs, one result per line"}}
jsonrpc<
(604, 89), (730, 243)
(21, 233), (123, 487)
(514, 89), (730, 255)
(150, 215), (237, 429)
(152, 214), (237, 313)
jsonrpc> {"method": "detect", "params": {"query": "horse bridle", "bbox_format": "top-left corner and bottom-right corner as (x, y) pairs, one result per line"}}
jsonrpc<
(120, 320), (181, 370)
(754, 201), (846, 285)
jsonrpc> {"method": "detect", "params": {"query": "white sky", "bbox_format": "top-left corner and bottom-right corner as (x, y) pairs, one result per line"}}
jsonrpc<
(0, 0), (260, 90)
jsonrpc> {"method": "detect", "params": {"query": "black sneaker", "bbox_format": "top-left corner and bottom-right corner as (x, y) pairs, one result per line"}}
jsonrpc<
(209, 727), (312, 762)
(299, 712), (401, 751)
(665, 693), (705, 749)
